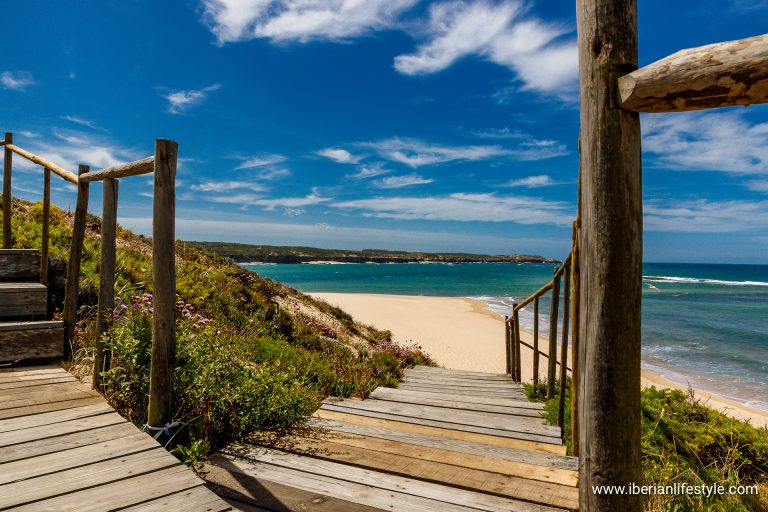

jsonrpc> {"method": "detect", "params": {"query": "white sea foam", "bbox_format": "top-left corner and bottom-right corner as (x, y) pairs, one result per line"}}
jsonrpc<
(643, 276), (768, 287)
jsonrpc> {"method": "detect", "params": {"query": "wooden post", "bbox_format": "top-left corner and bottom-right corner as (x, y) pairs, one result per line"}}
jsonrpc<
(546, 271), (561, 400)
(507, 316), (516, 379)
(577, 0), (643, 508)
(63, 165), (90, 358)
(147, 139), (177, 431)
(571, 221), (581, 456)
(513, 307), (521, 382)
(93, 178), (118, 390)
(533, 297), (540, 387)
(504, 316), (511, 375)
(3, 132), (13, 249)
(41, 168), (51, 286)
(558, 266), (571, 431)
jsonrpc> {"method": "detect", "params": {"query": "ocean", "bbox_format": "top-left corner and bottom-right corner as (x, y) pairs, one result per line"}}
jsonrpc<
(244, 261), (768, 411)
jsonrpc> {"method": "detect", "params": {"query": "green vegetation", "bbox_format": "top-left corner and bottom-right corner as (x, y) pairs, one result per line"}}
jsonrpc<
(526, 381), (768, 511)
(2, 197), (433, 464)
(192, 241), (555, 264)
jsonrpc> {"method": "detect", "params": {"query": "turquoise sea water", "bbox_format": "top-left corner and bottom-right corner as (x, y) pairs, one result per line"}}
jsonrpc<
(245, 262), (768, 411)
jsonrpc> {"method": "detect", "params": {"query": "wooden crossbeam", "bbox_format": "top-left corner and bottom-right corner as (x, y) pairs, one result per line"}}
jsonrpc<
(79, 156), (154, 182)
(5, 144), (79, 184)
(619, 33), (768, 112)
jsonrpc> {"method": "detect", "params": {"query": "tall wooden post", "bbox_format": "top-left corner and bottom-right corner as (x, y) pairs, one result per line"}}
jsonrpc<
(504, 316), (511, 375)
(557, 266), (571, 430)
(93, 178), (118, 389)
(41, 168), (51, 286)
(571, 221), (581, 456)
(546, 270), (561, 399)
(513, 307), (521, 382)
(507, 316), (516, 379)
(3, 132), (13, 248)
(533, 298), (540, 387)
(63, 165), (90, 358)
(148, 139), (177, 430)
(576, 0), (643, 508)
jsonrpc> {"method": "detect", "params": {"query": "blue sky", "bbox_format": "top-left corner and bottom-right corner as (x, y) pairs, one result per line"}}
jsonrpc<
(3, 0), (768, 263)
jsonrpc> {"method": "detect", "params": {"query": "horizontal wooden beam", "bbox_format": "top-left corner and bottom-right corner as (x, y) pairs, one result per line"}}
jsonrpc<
(79, 156), (154, 183)
(619, 33), (768, 112)
(5, 144), (79, 184)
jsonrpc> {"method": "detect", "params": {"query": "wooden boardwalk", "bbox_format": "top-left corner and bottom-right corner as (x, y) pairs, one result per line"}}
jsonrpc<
(207, 365), (579, 512)
(0, 365), (234, 511)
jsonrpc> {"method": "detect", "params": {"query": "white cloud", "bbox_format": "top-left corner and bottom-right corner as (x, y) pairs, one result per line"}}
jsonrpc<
(504, 175), (559, 188)
(317, 148), (362, 164)
(748, 180), (768, 193)
(256, 167), (291, 180)
(284, 207), (306, 216)
(642, 111), (768, 175)
(471, 127), (527, 139)
(393, 1), (577, 94)
(208, 190), (330, 210)
(347, 162), (391, 180)
(1, 71), (35, 91)
(61, 115), (107, 132)
(163, 84), (221, 114)
(645, 199), (768, 233)
(191, 180), (267, 192)
(201, 0), (418, 43)
(235, 154), (286, 169)
(362, 137), (566, 168)
(374, 174), (433, 189)
(332, 193), (572, 225)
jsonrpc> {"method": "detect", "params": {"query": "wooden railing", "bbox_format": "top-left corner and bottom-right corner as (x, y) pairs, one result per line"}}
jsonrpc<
(1, 131), (178, 431)
(504, 224), (579, 443)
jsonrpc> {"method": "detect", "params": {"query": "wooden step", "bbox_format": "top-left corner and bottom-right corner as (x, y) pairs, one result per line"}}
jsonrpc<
(0, 282), (48, 318)
(0, 320), (64, 362)
(0, 249), (40, 281)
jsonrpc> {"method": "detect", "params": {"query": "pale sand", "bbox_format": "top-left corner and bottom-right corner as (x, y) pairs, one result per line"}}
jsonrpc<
(312, 292), (768, 428)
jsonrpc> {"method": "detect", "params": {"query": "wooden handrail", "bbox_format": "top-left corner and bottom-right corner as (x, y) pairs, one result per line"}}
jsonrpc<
(506, 252), (573, 315)
(80, 157), (154, 182)
(5, 144), (79, 184)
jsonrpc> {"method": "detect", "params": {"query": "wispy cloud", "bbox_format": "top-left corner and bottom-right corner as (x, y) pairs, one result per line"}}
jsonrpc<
(61, 115), (108, 132)
(362, 137), (566, 168)
(332, 193), (572, 224)
(347, 162), (391, 180)
(471, 127), (528, 140)
(373, 174), (433, 189)
(748, 180), (768, 193)
(317, 148), (362, 164)
(642, 111), (768, 175)
(1, 71), (35, 91)
(645, 199), (768, 233)
(394, 1), (577, 95)
(191, 180), (267, 193)
(162, 84), (221, 114)
(235, 154), (286, 169)
(504, 174), (561, 188)
(201, 0), (418, 43)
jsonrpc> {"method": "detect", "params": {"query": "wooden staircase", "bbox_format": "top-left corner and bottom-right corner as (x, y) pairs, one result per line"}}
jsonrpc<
(0, 249), (65, 363)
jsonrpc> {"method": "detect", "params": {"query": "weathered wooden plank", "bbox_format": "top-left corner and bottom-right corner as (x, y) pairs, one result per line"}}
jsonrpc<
(0, 326), (64, 361)
(79, 156), (154, 182)
(315, 409), (567, 455)
(396, 382), (526, 398)
(0, 422), (139, 463)
(0, 411), (125, 447)
(0, 388), (99, 411)
(8, 465), (201, 512)
(0, 250), (40, 280)
(0, 402), (111, 432)
(0, 396), (105, 420)
(619, 33), (768, 112)
(319, 404), (563, 447)
(121, 485), (234, 512)
(214, 450), (569, 512)
(577, 0), (643, 508)
(307, 417), (578, 471)
(0, 381), (88, 398)
(0, 365), (64, 378)
(370, 387), (543, 410)
(406, 366), (511, 379)
(0, 375), (76, 391)
(403, 370), (516, 383)
(0, 320), (63, 332)
(0, 282), (48, 317)
(368, 390), (544, 417)
(323, 398), (559, 438)
(401, 376), (520, 389)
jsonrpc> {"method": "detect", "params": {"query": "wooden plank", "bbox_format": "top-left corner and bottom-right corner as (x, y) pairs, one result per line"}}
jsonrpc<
(218, 444), (568, 512)
(0, 433), (159, 485)
(368, 390), (545, 417)
(0, 365), (64, 378)
(7, 464), (201, 512)
(396, 382), (527, 398)
(316, 407), (565, 452)
(307, 417), (578, 471)
(0, 381), (89, 398)
(0, 320), (63, 332)
(0, 422), (139, 463)
(619, 33), (768, 113)
(0, 387), (99, 411)
(401, 376), (520, 389)
(5, 143), (79, 184)
(0, 282), (48, 317)
(404, 370), (516, 383)
(0, 375), (76, 391)
(577, 0), (643, 508)
(246, 436), (578, 508)
(0, 326), (64, 361)
(62, 164), (89, 354)
(148, 139), (177, 429)
(285, 424), (578, 487)
(407, 366), (511, 378)
(0, 402), (112, 432)
(0, 411), (125, 447)
(370, 387), (543, 410)
(0, 396), (105, 421)
(0, 250), (40, 280)
(323, 398), (560, 438)
(79, 156), (154, 182)
(121, 485), (233, 512)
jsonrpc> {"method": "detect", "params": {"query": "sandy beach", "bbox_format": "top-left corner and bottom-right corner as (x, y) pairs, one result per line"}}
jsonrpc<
(312, 292), (768, 428)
